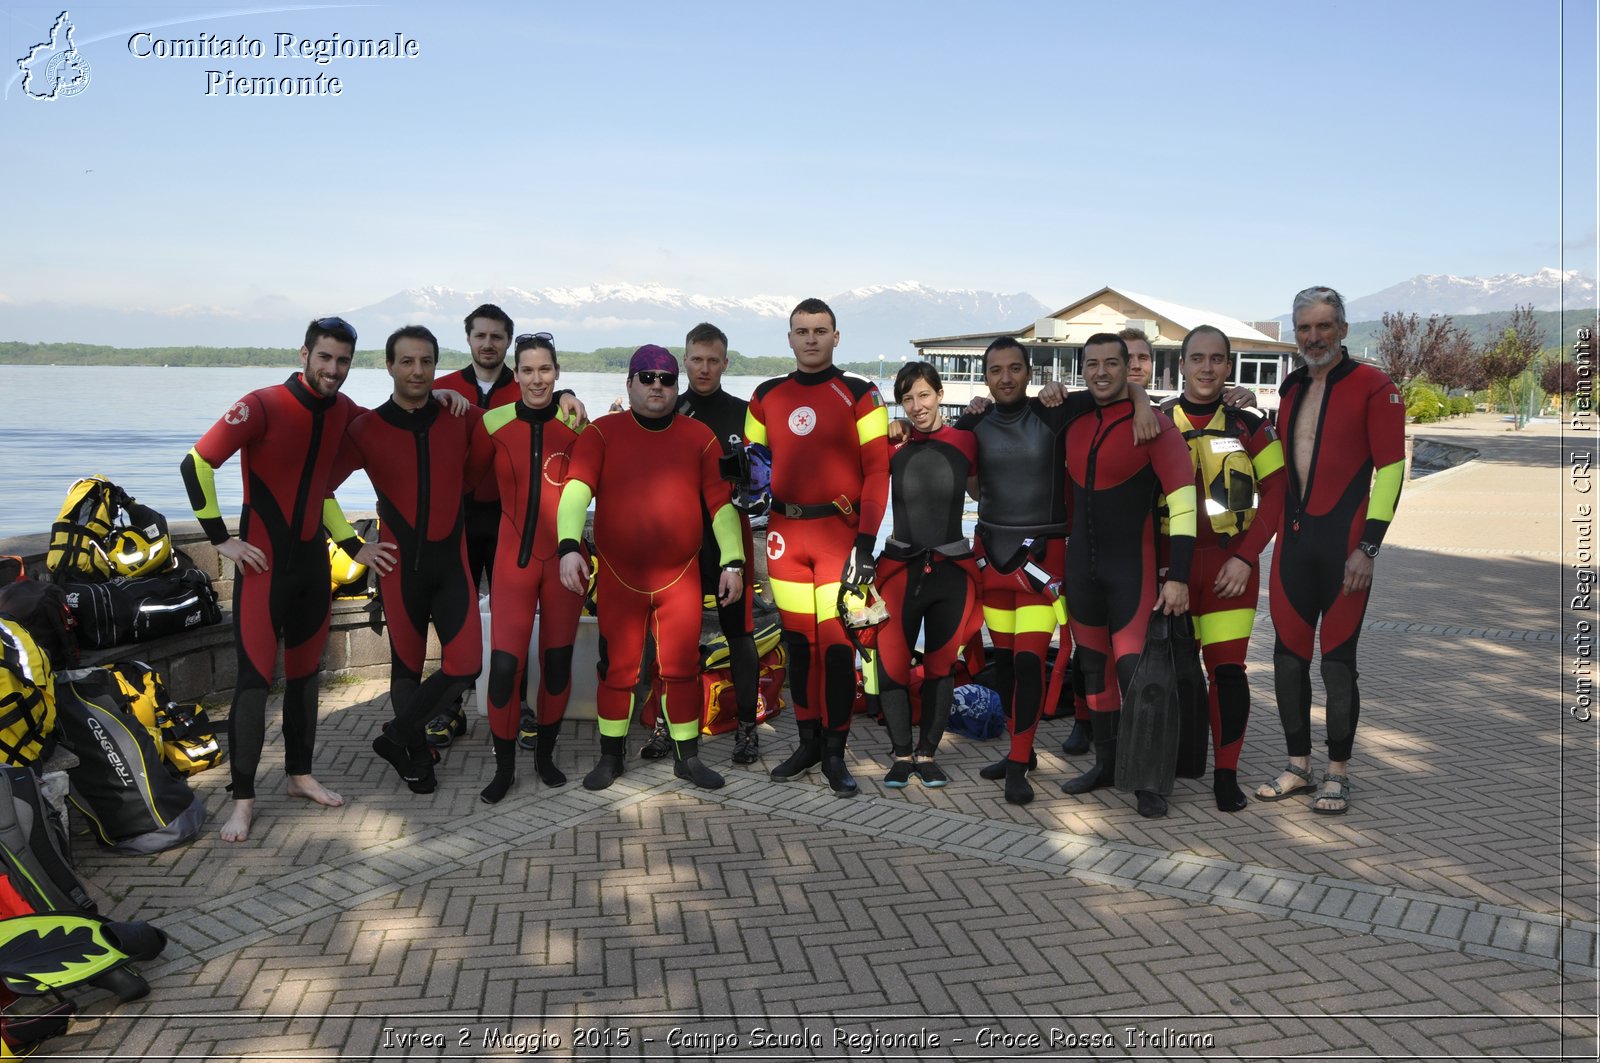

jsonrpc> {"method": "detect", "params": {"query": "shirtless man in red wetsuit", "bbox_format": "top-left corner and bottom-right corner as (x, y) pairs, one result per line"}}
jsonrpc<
(557, 346), (745, 791)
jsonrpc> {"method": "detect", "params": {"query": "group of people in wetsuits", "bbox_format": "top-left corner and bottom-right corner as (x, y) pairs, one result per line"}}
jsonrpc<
(183, 285), (1404, 841)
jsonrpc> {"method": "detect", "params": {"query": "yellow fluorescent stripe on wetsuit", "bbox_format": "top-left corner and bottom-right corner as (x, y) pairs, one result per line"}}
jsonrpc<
(1369, 459), (1405, 524)
(598, 706), (632, 738)
(1165, 483), (1198, 539)
(185, 447), (222, 521)
(557, 405), (584, 433)
(856, 405), (889, 446)
(743, 408), (767, 447)
(1194, 607), (1256, 647)
(860, 649), (880, 695)
(814, 580), (844, 622)
(668, 717), (699, 742)
(482, 403), (518, 434)
(1252, 438), (1285, 481)
(321, 498), (357, 544)
(709, 503), (745, 567)
(556, 480), (594, 544)
(983, 603), (1057, 636)
(771, 577), (816, 616)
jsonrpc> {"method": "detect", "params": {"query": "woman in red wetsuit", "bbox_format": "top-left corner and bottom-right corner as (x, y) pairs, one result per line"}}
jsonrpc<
(478, 335), (587, 803)
(876, 363), (982, 789)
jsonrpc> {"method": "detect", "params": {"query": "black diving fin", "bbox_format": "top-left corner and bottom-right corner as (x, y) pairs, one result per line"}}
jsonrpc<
(1114, 612), (1180, 795)
(0, 914), (165, 999)
(1171, 613), (1210, 780)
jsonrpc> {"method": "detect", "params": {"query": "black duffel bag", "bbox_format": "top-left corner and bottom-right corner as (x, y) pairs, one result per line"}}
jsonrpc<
(63, 558), (220, 650)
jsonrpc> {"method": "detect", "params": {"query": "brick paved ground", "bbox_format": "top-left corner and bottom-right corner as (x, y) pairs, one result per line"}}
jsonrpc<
(22, 414), (1597, 1061)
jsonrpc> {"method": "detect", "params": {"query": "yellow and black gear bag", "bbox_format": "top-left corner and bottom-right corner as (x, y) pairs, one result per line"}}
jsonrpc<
(0, 619), (56, 768)
(47, 476), (130, 582)
(101, 662), (224, 776)
(328, 517), (379, 597)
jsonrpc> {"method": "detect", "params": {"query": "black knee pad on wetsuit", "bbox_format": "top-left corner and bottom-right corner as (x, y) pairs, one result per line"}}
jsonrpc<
(1076, 646), (1108, 697)
(1213, 663), (1249, 748)
(1320, 657), (1360, 761)
(991, 648), (1015, 715)
(488, 649), (520, 708)
(1013, 650), (1044, 730)
(823, 644), (856, 731)
(783, 631), (811, 709)
(542, 645), (574, 695)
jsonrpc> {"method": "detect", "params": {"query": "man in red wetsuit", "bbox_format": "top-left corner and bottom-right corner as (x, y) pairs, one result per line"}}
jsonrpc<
(329, 325), (494, 796)
(1162, 325), (1286, 811)
(1059, 332), (1198, 818)
(557, 345), (745, 791)
(746, 298), (890, 797)
(1257, 287), (1405, 816)
(181, 317), (384, 842)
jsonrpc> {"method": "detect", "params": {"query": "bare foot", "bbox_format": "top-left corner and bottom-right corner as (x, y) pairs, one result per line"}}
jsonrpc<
(219, 799), (254, 842)
(286, 774), (345, 808)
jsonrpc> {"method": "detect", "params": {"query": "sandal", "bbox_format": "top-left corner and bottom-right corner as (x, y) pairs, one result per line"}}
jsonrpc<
(1255, 763), (1316, 801)
(1311, 772), (1351, 816)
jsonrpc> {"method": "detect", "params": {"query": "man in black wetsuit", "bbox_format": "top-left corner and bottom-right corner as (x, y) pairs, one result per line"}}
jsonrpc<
(643, 322), (763, 765)
(954, 338), (1156, 804)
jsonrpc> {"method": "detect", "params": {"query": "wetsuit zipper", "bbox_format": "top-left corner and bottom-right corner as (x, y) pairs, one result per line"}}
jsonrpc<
(414, 427), (430, 572)
(518, 419), (543, 568)
(291, 408), (323, 543)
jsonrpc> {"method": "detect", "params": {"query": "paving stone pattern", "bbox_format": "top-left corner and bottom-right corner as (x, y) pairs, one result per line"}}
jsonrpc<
(34, 416), (1597, 1061)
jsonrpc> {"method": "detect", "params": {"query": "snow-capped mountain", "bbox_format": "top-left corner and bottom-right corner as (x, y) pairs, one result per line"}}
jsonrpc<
(0, 282), (1050, 356)
(1341, 269), (1597, 321)
(347, 281), (1051, 359)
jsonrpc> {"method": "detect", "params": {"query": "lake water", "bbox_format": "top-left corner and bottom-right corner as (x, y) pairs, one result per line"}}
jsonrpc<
(0, 365), (779, 539)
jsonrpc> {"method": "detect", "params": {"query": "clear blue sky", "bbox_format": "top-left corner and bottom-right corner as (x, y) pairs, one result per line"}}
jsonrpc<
(1, 0), (1593, 324)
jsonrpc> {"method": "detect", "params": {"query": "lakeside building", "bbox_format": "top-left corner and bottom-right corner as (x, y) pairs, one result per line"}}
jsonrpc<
(908, 286), (1299, 412)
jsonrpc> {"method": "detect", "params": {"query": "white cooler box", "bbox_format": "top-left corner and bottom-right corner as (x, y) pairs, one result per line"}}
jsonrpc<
(470, 593), (602, 721)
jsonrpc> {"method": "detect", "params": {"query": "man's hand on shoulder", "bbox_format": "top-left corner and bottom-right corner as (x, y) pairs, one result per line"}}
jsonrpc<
(433, 389), (470, 416)
(559, 392), (589, 428)
(355, 540), (398, 576)
(1224, 385), (1257, 409)
(1036, 381), (1066, 407)
(966, 395), (993, 415)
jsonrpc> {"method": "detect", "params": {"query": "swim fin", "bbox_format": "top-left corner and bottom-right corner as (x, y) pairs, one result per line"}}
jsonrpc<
(1114, 612), (1180, 796)
(0, 913), (165, 998)
(1171, 613), (1210, 780)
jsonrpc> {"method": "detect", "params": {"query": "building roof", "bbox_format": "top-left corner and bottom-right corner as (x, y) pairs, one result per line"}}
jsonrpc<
(911, 286), (1295, 350)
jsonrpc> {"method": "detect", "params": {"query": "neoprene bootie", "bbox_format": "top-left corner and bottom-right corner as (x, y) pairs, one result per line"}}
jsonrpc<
(770, 720), (822, 780)
(673, 736), (726, 790)
(535, 720), (566, 787)
(583, 736), (628, 791)
(1060, 718), (1091, 756)
(1004, 758), (1034, 805)
(1061, 739), (1116, 794)
(820, 732), (857, 798)
(980, 749), (1036, 781)
(480, 736), (517, 804)
(1213, 768), (1248, 812)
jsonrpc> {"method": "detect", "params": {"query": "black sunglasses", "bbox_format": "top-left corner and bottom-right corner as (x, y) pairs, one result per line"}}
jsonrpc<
(315, 316), (357, 342)
(635, 371), (677, 387)
(515, 331), (555, 344)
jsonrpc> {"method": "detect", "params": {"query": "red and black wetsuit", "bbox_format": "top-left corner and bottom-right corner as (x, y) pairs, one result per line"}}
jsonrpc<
(877, 424), (982, 758)
(481, 400), (586, 742)
(180, 373), (361, 800)
(558, 410), (741, 745)
(1064, 400), (1197, 741)
(1164, 397), (1286, 775)
(677, 387), (759, 724)
(745, 368), (889, 734)
(435, 363), (518, 591)
(1269, 351), (1405, 762)
(958, 393), (1096, 765)
(330, 398), (493, 749)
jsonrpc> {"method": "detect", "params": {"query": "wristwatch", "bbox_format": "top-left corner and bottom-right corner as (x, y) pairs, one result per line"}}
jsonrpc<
(1357, 541), (1379, 559)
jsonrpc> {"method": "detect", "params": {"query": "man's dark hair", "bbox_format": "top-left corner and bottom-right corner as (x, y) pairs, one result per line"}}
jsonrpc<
(1180, 324), (1233, 364)
(304, 316), (357, 353)
(982, 335), (1029, 373)
(685, 322), (729, 351)
(789, 298), (837, 330)
(894, 360), (943, 404)
(463, 303), (514, 338)
(515, 334), (559, 369)
(385, 324), (439, 366)
(1083, 332), (1129, 359)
